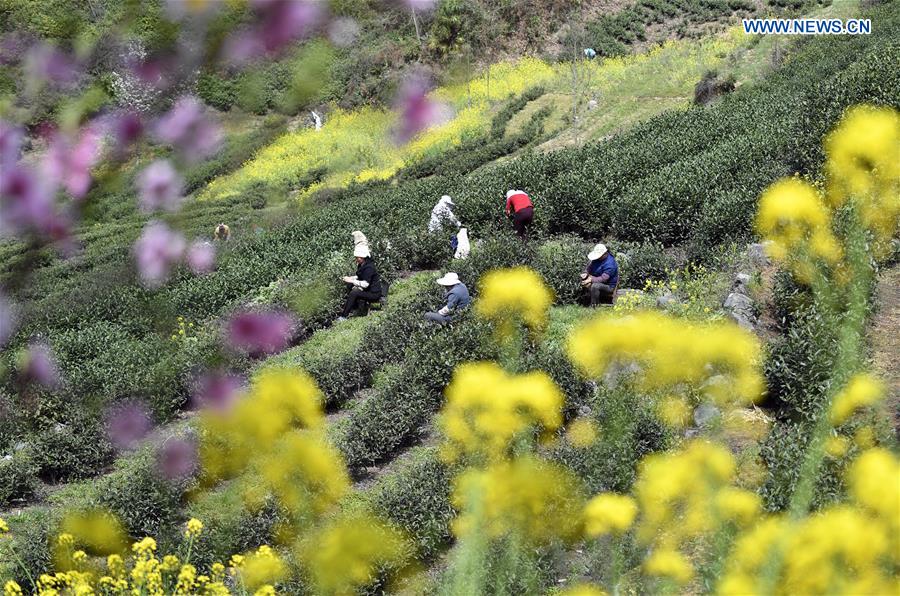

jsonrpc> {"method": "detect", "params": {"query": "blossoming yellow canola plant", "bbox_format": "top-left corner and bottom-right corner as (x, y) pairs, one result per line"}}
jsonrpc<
(452, 457), (585, 545)
(567, 310), (763, 407)
(475, 267), (554, 335)
(583, 494), (638, 537)
(298, 512), (409, 595)
(829, 373), (885, 426)
(439, 361), (563, 462)
(718, 448), (900, 595)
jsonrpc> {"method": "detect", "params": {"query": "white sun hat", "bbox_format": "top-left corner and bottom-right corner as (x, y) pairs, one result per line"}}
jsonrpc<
(436, 272), (460, 286)
(506, 189), (518, 199)
(353, 245), (371, 258)
(588, 243), (608, 260)
(441, 194), (454, 205)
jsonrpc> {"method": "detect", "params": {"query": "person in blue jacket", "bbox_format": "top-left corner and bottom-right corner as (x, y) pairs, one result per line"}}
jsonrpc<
(424, 272), (470, 324)
(581, 243), (619, 305)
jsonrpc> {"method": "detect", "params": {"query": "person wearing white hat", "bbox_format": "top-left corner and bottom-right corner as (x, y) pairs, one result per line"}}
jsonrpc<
(505, 189), (533, 239)
(580, 243), (619, 306)
(351, 230), (369, 251)
(338, 244), (383, 319)
(428, 195), (460, 233)
(424, 272), (471, 324)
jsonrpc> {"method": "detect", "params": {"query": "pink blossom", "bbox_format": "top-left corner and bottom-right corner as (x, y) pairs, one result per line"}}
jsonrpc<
(0, 164), (60, 239)
(186, 240), (216, 274)
(393, 74), (449, 144)
(192, 371), (245, 412)
(113, 110), (144, 151)
(106, 401), (152, 451)
(227, 310), (295, 356)
(18, 341), (60, 388)
(157, 438), (197, 480)
(224, 0), (322, 64)
(41, 128), (102, 199)
(134, 221), (186, 287)
(0, 120), (23, 166)
(137, 160), (184, 213)
(24, 43), (79, 88)
(154, 96), (222, 162)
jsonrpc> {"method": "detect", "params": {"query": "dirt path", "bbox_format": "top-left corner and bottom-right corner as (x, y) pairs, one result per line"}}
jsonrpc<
(870, 264), (900, 434)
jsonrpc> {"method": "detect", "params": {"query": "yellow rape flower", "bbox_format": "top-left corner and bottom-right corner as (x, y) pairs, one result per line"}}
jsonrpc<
(824, 435), (849, 458)
(583, 493), (638, 536)
(238, 545), (287, 591)
(566, 418), (598, 448)
(439, 362), (563, 461)
(3, 581), (22, 596)
(254, 586), (276, 596)
(60, 510), (128, 556)
(755, 177), (840, 268)
(568, 311), (763, 407)
(714, 487), (761, 526)
(830, 373), (884, 425)
(184, 518), (203, 539)
(825, 106), (900, 248)
(634, 441), (735, 545)
(559, 583), (607, 596)
(452, 457), (585, 544)
(299, 513), (409, 595)
(644, 548), (694, 585)
(847, 448), (900, 531)
(475, 267), (554, 334)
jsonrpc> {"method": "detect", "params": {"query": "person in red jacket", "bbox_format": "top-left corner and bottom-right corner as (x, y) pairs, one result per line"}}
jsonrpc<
(505, 189), (533, 239)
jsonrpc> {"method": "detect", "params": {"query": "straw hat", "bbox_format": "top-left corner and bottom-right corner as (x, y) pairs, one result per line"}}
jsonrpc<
(441, 194), (454, 205)
(436, 272), (460, 286)
(588, 243), (608, 260)
(353, 245), (371, 258)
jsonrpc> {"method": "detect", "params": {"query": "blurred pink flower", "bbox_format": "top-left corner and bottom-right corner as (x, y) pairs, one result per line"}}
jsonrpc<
(0, 120), (23, 166)
(394, 75), (449, 144)
(192, 371), (244, 412)
(0, 164), (60, 240)
(186, 240), (216, 274)
(24, 43), (79, 88)
(154, 96), (222, 162)
(0, 292), (17, 347)
(18, 341), (60, 388)
(158, 438), (197, 480)
(113, 110), (144, 151)
(137, 159), (184, 213)
(227, 310), (295, 356)
(134, 221), (186, 287)
(41, 128), (102, 199)
(106, 401), (152, 451)
(224, 0), (322, 64)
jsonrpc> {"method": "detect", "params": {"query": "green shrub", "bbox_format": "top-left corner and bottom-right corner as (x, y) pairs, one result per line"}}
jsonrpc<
(196, 73), (237, 111)
(2, 508), (54, 587)
(365, 448), (455, 560)
(532, 236), (589, 305)
(0, 447), (39, 508)
(27, 406), (113, 483)
(614, 240), (676, 289)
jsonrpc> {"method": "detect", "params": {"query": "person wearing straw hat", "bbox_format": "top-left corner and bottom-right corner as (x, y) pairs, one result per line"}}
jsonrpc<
(424, 272), (471, 324)
(338, 245), (383, 320)
(581, 243), (619, 305)
(505, 189), (533, 239)
(351, 230), (369, 252)
(428, 195), (460, 233)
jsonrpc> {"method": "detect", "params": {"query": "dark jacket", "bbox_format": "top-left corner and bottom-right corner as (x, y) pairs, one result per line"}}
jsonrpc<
(586, 253), (619, 286)
(355, 258), (383, 296)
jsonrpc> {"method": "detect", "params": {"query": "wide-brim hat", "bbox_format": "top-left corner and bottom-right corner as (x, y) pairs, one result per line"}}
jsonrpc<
(437, 272), (460, 286)
(441, 194), (454, 205)
(588, 243), (607, 260)
(353, 245), (371, 258)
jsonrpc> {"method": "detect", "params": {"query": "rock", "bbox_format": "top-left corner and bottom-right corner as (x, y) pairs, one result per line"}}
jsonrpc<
(734, 272), (751, 290)
(747, 242), (772, 268)
(724, 292), (752, 310)
(724, 291), (757, 330)
(693, 403), (721, 427)
(683, 428), (702, 439)
(577, 404), (593, 417)
(603, 361), (641, 390)
(587, 99), (598, 110)
(656, 292), (679, 309)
